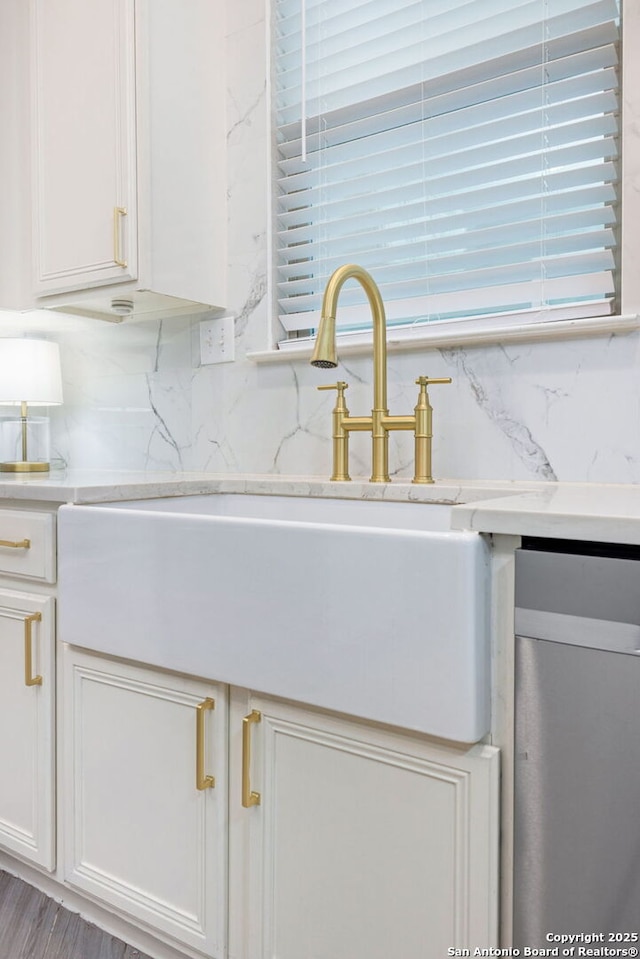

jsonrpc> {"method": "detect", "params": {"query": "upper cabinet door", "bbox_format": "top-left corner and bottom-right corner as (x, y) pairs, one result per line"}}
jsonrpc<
(31, 0), (137, 295)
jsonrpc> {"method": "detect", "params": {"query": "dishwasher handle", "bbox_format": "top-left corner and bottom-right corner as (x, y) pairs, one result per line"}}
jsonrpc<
(515, 607), (640, 655)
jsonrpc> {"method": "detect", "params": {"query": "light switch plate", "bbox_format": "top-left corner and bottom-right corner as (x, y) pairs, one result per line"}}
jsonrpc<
(200, 315), (235, 364)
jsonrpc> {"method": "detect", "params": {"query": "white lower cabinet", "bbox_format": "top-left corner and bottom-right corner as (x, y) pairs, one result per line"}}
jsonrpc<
(228, 690), (500, 959)
(62, 647), (228, 957)
(62, 648), (499, 959)
(0, 589), (55, 871)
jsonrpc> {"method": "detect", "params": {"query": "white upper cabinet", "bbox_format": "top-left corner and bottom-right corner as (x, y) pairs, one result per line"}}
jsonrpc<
(1, 0), (227, 321)
(31, 0), (138, 297)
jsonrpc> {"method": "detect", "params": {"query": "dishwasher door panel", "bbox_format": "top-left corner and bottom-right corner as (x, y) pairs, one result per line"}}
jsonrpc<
(513, 634), (640, 945)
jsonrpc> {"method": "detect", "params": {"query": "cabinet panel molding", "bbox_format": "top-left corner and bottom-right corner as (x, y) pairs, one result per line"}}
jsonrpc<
(0, 508), (56, 583)
(229, 691), (500, 959)
(30, 0), (137, 294)
(63, 649), (227, 956)
(0, 590), (55, 871)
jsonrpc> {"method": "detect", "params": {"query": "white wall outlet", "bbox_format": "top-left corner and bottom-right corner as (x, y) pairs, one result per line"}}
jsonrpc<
(199, 315), (235, 364)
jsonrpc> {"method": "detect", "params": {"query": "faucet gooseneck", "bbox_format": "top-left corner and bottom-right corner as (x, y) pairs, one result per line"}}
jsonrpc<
(311, 264), (388, 414)
(311, 264), (391, 481)
(311, 264), (451, 484)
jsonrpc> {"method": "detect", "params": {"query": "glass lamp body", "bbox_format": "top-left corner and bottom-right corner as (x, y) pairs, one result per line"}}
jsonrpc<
(0, 414), (51, 471)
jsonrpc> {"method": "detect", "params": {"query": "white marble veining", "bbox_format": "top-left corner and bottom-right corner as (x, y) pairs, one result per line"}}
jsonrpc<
(48, 315), (640, 485)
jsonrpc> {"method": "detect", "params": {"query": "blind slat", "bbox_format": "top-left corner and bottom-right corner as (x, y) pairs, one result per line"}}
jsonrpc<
(279, 275), (616, 332)
(277, 125), (619, 215)
(277, 33), (618, 157)
(279, 184), (617, 247)
(279, 257), (615, 324)
(277, 0), (556, 69)
(278, 161), (618, 231)
(278, 206), (617, 271)
(278, 75), (619, 188)
(278, 230), (616, 300)
(276, 2), (618, 121)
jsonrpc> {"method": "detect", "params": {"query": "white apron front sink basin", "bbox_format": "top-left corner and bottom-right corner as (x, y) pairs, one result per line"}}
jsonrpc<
(58, 493), (490, 741)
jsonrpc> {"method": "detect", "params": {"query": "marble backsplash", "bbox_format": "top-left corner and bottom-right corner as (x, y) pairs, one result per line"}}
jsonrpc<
(49, 316), (640, 485)
(48, 0), (640, 486)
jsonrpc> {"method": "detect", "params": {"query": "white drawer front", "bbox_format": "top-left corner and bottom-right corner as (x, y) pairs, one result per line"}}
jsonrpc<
(0, 510), (56, 583)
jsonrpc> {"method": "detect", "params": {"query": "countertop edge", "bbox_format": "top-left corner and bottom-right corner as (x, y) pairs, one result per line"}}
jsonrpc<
(451, 489), (640, 544)
(0, 471), (539, 506)
(3, 471), (640, 544)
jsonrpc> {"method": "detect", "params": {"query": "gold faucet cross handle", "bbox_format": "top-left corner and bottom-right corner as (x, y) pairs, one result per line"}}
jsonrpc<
(414, 376), (452, 415)
(415, 377), (452, 387)
(317, 381), (348, 394)
(317, 381), (349, 409)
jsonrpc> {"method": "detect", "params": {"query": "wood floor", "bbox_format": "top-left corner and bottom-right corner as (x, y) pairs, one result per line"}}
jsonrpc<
(0, 871), (154, 959)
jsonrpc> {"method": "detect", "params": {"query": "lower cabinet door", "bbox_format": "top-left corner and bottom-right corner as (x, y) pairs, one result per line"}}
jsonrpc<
(229, 690), (499, 959)
(62, 646), (227, 957)
(0, 589), (55, 871)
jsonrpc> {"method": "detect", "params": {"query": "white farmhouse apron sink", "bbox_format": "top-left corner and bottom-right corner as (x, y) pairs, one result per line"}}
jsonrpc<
(58, 494), (490, 742)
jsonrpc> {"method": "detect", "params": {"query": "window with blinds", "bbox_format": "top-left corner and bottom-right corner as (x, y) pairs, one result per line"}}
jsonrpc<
(273, 0), (621, 345)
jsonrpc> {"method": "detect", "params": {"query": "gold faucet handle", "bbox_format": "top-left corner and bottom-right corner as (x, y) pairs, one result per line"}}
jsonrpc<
(413, 378), (451, 486)
(414, 376), (452, 417)
(318, 381), (349, 413)
(317, 381), (348, 394)
(415, 377), (452, 387)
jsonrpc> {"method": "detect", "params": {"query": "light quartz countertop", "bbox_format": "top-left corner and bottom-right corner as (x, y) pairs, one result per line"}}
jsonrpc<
(1, 468), (640, 544)
(450, 483), (640, 545)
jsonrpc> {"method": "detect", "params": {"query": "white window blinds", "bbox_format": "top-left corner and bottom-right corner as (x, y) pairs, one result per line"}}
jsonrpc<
(273, 0), (620, 339)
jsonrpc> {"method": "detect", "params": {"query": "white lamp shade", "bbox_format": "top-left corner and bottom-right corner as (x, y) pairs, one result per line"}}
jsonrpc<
(0, 339), (63, 406)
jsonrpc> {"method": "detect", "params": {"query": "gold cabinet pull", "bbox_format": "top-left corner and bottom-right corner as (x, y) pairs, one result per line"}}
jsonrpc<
(24, 612), (42, 687)
(0, 538), (30, 549)
(196, 698), (215, 790)
(242, 709), (261, 808)
(113, 206), (128, 268)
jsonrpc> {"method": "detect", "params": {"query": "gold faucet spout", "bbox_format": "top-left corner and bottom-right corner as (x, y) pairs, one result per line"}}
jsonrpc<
(309, 312), (337, 369)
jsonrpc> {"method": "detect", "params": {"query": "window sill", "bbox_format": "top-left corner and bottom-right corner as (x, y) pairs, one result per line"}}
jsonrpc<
(246, 313), (640, 364)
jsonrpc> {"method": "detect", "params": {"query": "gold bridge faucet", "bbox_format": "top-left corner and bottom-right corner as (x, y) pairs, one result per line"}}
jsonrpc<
(310, 263), (451, 484)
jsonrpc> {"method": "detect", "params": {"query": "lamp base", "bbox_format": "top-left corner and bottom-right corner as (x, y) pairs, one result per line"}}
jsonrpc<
(0, 414), (52, 471)
(0, 461), (50, 473)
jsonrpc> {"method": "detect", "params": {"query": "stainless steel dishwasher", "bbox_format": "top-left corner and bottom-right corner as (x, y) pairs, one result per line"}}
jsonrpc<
(513, 540), (640, 946)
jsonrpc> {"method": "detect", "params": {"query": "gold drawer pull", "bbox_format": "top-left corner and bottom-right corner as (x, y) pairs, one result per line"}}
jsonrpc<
(113, 206), (128, 268)
(0, 538), (30, 549)
(24, 612), (42, 687)
(242, 709), (261, 808)
(196, 698), (215, 790)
